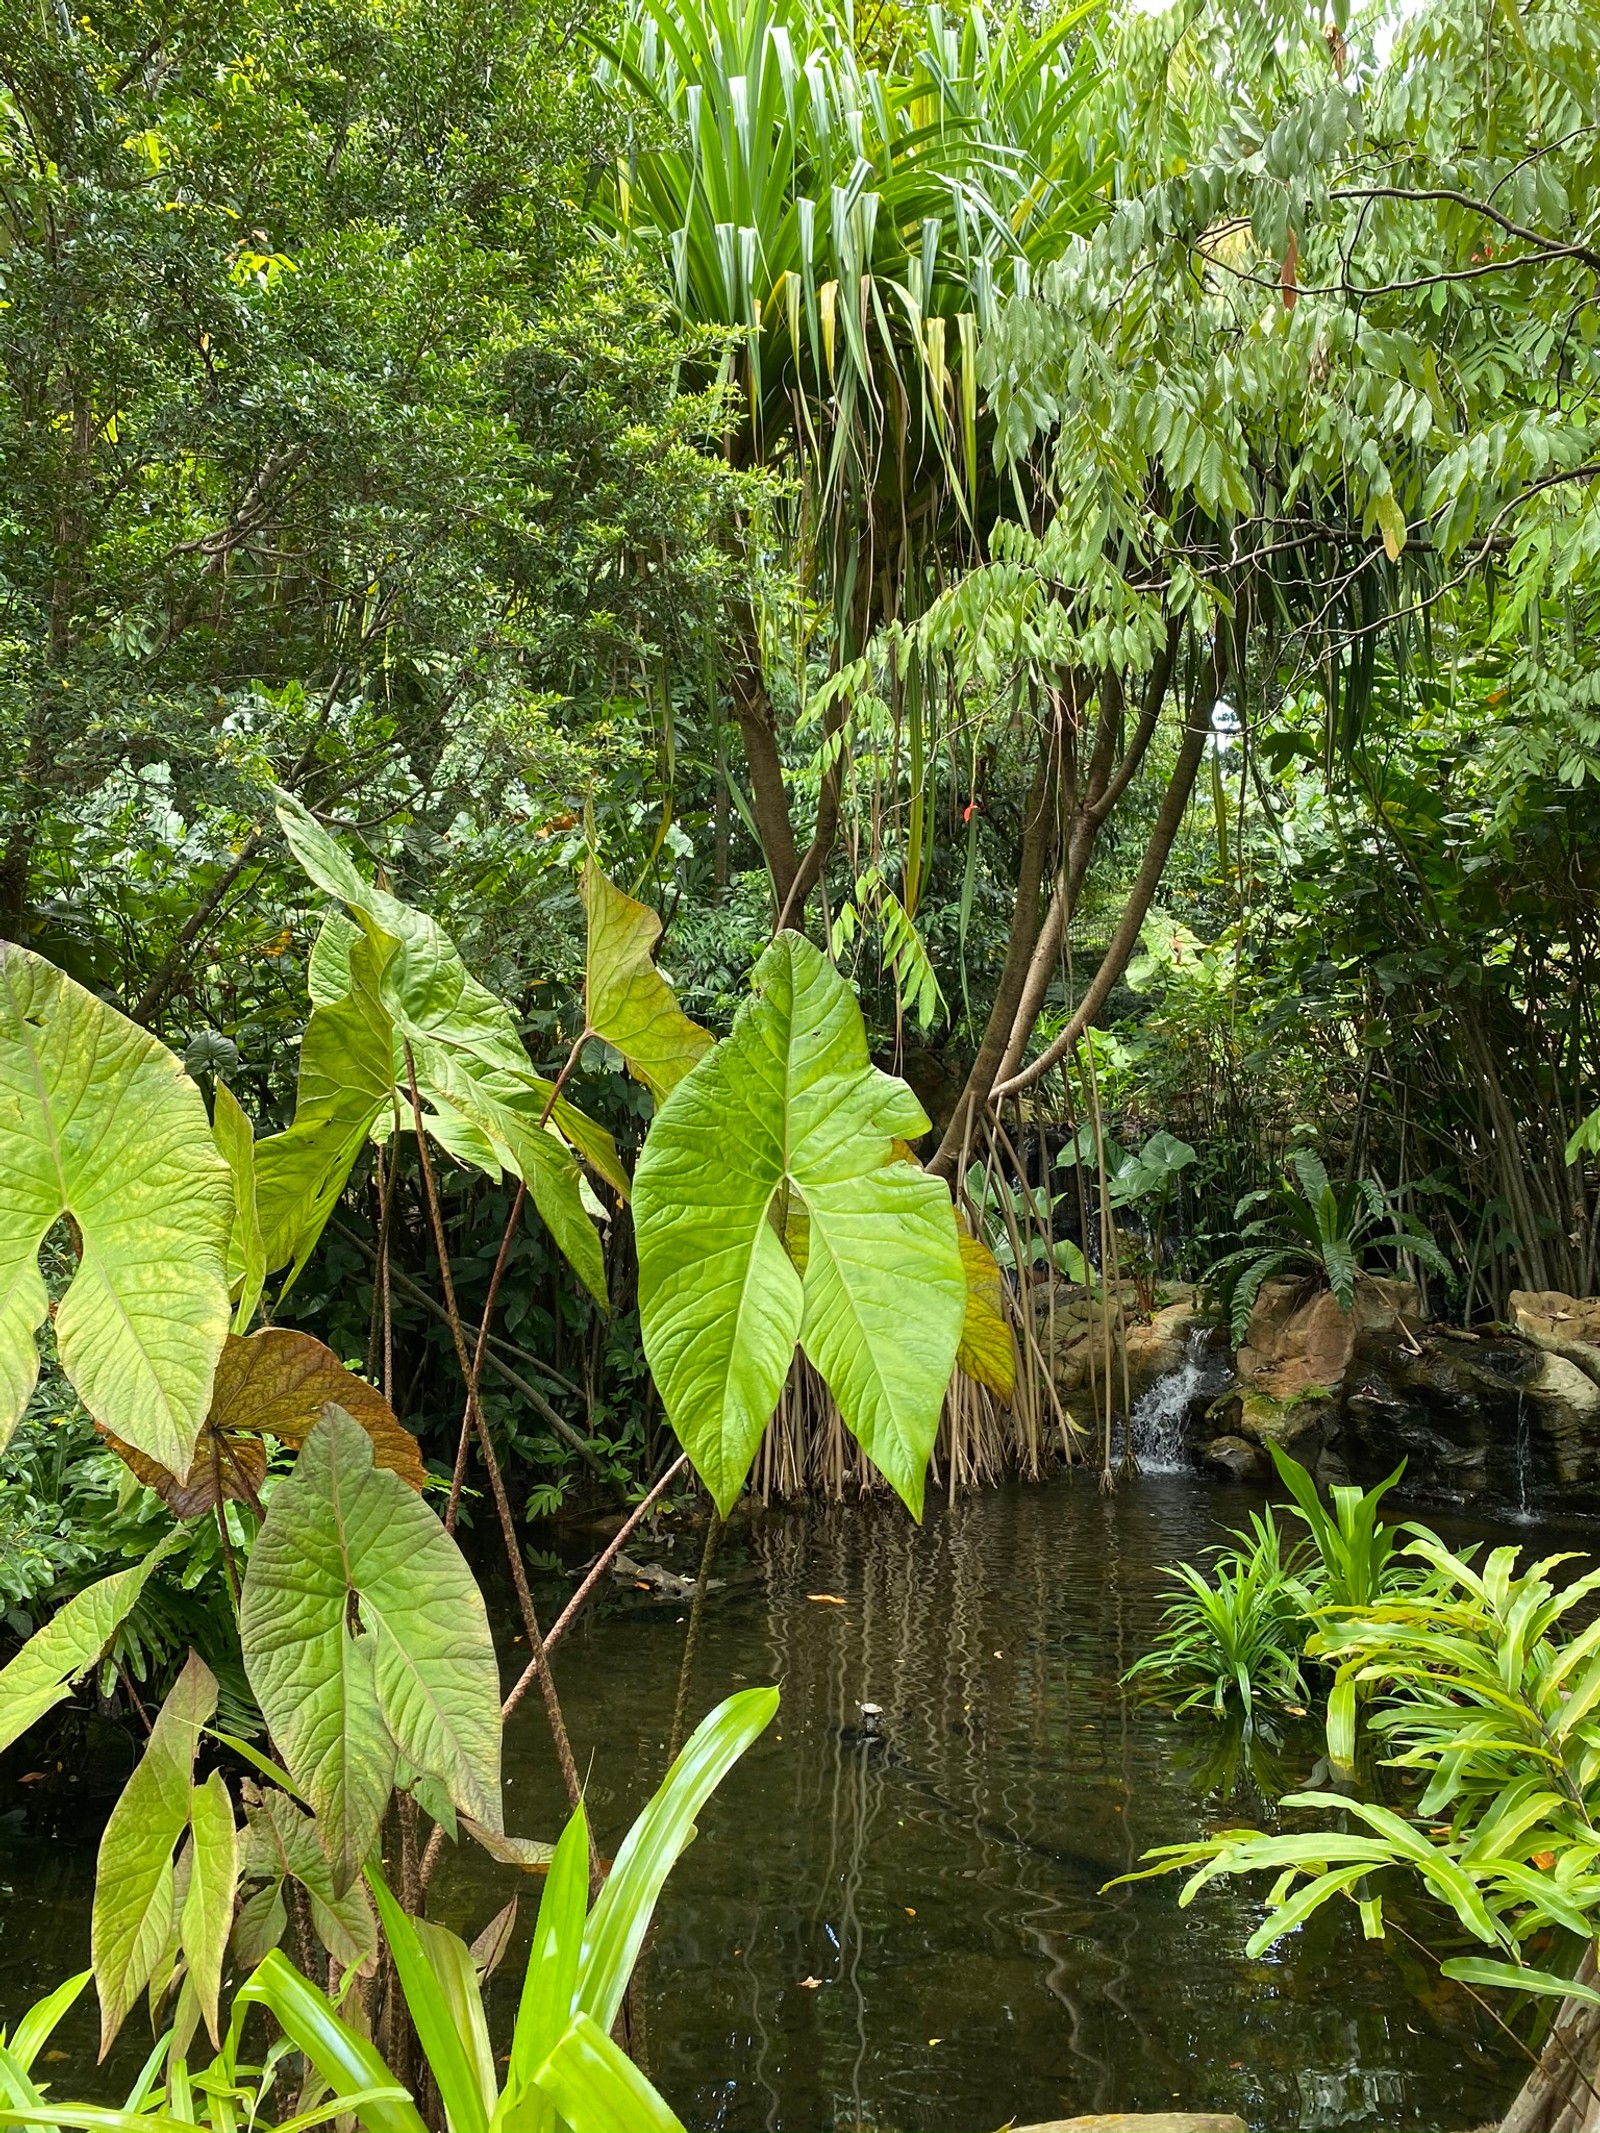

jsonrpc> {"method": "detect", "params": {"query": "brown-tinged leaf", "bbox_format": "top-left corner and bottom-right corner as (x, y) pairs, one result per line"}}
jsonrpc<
(460, 1817), (556, 1873)
(955, 1227), (1016, 1400)
(100, 1328), (425, 1513)
(468, 1897), (519, 1980)
(209, 1328), (425, 1485)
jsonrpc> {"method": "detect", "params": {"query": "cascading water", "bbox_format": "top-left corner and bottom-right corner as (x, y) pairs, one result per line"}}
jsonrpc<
(1126, 1325), (1228, 1474)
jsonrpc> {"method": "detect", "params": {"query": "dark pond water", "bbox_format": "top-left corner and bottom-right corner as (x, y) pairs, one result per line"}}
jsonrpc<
(0, 1474), (1580, 2129)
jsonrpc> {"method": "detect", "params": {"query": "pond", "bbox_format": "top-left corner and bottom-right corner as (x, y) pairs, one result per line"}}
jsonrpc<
(0, 1474), (1564, 2129)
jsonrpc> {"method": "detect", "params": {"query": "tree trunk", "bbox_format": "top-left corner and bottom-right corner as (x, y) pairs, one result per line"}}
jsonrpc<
(732, 650), (801, 918)
(928, 743), (1055, 1179)
(993, 687), (1212, 1103)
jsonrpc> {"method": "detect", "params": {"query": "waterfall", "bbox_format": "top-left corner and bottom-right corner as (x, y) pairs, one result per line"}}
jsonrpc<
(1128, 1326), (1226, 1474)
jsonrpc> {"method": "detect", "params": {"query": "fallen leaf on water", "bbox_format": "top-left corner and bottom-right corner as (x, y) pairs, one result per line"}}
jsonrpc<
(798, 1976), (823, 1990)
(18, 1773), (45, 1784)
(1284, 1704), (1307, 1717)
(928, 2038), (942, 2047)
(904, 1906), (916, 1917)
(806, 1594), (847, 1606)
(44, 2052), (67, 2064)
(1229, 2061), (1243, 2070)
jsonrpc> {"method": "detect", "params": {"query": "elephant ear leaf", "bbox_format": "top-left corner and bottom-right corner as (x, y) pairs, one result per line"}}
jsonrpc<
(240, 1406), (502, 1893)
(0, 945), (231, 1470)
(101, 1327), (426, 1516)
(633, 932), (965, 1517)
(92, 1653), (218, 2055)
(581, 862), (711, 1102)
(954, 1226), (1016, 1400)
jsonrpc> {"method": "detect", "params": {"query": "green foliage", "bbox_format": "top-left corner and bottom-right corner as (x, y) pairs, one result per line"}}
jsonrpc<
(240, 1406), (502, 1892)
(1205, 1149), (1452, 1341)
(1124, 1508), (1310, 1723)
(1126, 1533), (1600, 2012)
(634, 931), (965, 1514)
(0, 945), (232, 1468)
(0, 1533), (177, 1753)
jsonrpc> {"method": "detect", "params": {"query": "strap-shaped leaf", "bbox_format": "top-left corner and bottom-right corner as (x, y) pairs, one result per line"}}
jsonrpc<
(532, 2011), (686, 2133)
(633, 933), (964, 1514)
(240, 1406), (501, 1891)
(582, 863), (711, 1101)
(232, 1950), (429, 2133)
(92, 1654), (217, 2054)
(0, 945), (231, 1469)
(504, 1805), (590, 2130)
(0, 1535), (177, 1753)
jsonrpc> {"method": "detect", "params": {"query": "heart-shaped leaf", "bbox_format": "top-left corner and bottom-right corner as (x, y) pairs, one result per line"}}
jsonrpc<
(633, 933), (964, 1515)
(0, 946), (231, 1470)
(241, 1405), (502, 1891)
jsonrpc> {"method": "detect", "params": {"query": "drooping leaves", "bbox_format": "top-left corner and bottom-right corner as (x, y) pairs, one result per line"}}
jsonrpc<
(0, 1536), (177, 1753)
(269, 795), (620, 1305)
(237, 1782), (378, 1975)
(100, 1328), (425, 1517)
(240, 1405), (502, 1891)
(91, 1654), (217, 2055)
(581, 861), (712, 1102)
(633, 932), (964, 1516)
(0, 945), (231, 1469)
(954, 1227), (1017, 1400)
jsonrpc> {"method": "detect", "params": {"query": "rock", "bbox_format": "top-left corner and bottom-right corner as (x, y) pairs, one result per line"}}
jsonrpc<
(1012, 2117), (1247, 2132)
(1523, 1351), (1600, 1484)
(1124, 1296), (1202, 1402)
(1509, 1290), (1600, 1391)
(1237, 1274), (1419, 1404)
(1201, 1433), (1268, 1481)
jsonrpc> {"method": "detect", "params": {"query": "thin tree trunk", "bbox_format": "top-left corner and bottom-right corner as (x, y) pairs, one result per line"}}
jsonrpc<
(928, 744), (1055, 1179)
(732, 650), (801, 916)
(993, 675), (1214, 1103)
(1500, 1945), (1600, 2132)
(997, 631), (1179, 1082)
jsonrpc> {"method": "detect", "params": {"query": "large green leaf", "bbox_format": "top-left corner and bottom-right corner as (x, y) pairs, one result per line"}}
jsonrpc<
(240, 1405), (502, 1891)
(0, 1536), (176, 1752)
(253, 931), (397, 1283)
(239, 1782), (378, 1974)
(0, 945), (231, 1468)
(92, 1654), (217, 2054)
(581, 863), (711, 1102)
(273, 795), (624, 1302)
(633, 933), (964, 1514)
(181, 1769), (238, 2046)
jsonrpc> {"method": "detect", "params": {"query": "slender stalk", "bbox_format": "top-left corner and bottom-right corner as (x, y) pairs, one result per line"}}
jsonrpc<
(403, 1046), (592, 1876)
(445, 1182), (527, 1537)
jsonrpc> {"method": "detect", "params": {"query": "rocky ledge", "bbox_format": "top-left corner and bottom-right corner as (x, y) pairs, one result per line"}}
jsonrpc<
(1037, 1272), (1600, 1512)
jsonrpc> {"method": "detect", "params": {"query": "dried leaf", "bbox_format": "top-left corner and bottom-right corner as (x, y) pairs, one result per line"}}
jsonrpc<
(955, 1228), (1016, 1400)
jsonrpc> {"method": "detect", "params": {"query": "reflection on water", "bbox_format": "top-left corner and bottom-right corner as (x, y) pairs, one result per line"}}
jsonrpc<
(0, 1477), (1541, 2128)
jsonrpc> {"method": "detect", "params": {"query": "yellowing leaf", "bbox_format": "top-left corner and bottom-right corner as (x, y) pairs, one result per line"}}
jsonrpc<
(955, 1228), (1016, 1399)
(582, 862), (712, 1102)
(1375, 486), (1407, 563)
(0, 945), (231, 1471)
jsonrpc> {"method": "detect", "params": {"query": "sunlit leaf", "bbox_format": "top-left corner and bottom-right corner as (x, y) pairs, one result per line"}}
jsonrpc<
(240, 1406), (501, 1892)
(954, 1227), (1016, 1399)
(0, 1537), (177, 1754)
(0, 945), (231, 1469)
(634, 933), (963, 1514)
(213, 1081), (265, 1332)
(181, 1770), (237, 2046)
(581, 862), (711, 1102)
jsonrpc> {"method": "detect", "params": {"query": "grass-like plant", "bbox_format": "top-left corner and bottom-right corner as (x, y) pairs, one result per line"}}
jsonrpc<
(1124, 1507), (1311, 1723)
